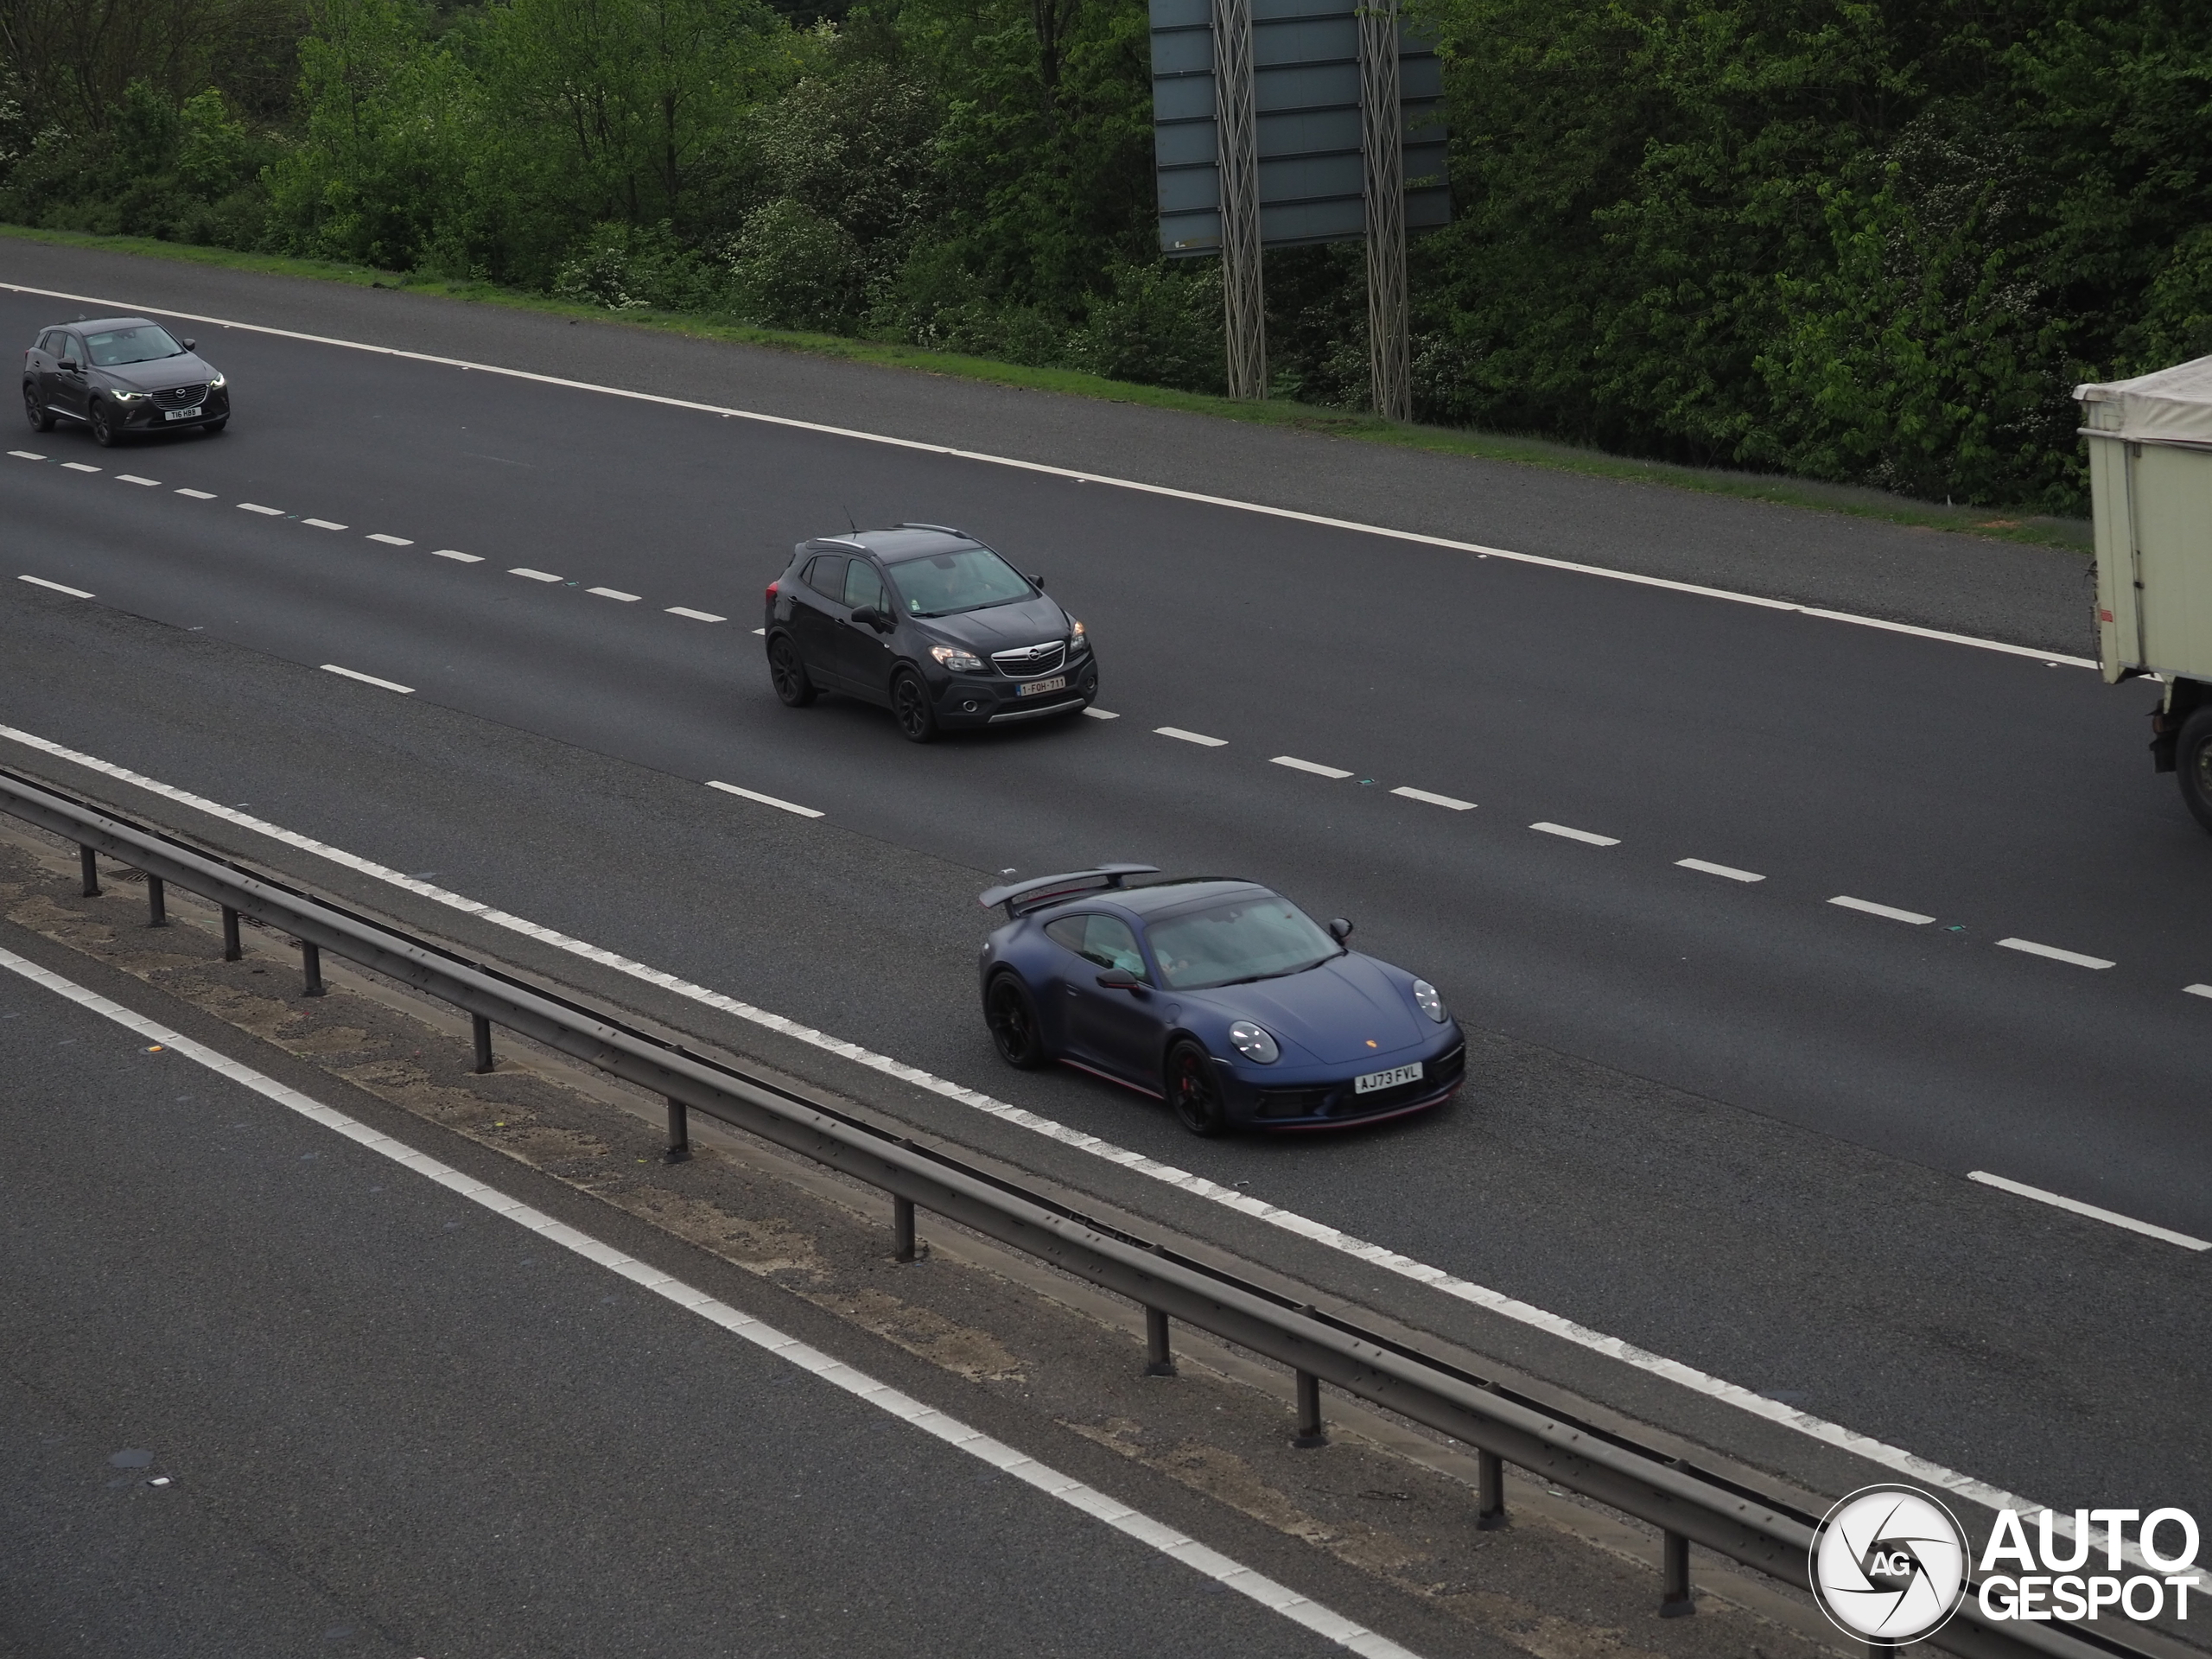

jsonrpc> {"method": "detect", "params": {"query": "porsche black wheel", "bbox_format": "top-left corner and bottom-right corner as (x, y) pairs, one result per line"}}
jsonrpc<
(767, 635), (817, 707)
(985, 975), (1046, 1069)
(1166, 1039), (1228, 1136)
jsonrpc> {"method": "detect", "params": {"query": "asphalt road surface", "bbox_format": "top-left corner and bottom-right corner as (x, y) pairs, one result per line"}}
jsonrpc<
(0, 933), (1374, 1659)
(3, 251), (2204, 1541)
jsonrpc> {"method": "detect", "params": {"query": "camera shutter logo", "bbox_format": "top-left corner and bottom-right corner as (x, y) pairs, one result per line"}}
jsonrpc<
(1810, 1485), (1969, 1644)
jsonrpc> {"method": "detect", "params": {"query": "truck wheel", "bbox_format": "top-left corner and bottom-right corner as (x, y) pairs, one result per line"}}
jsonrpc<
(2178, 708), (2212, 834)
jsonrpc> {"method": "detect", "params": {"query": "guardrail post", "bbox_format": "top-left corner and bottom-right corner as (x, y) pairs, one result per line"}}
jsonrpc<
(221, 906), (241, 961)
(665, 1096), (690, 1162)
(1477, 1448), (1507, 1529)
(893, 1196), (917, 1262)
(79, 845), (99, 896)
(1659, 1530), (1693, 1617)
(1293, 1370), (1327, 1447)
(1145, 1307), (1177, 1376)
(299, 940), (324, 996)
(471, 1014), (494, 1073)
(145, 874), (166, 926)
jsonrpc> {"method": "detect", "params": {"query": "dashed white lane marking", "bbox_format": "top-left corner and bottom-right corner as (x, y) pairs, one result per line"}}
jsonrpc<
(1967, 1172), (2209, 1251)
(117, 474), (160, 486)
(0, 946), (1417, 1659)
(320, 664), (415, 695)
(431, 550), (482, 563)
(0, 717), (2105, 1542)
(750, 626), (766, 636)
(667, 607), (726, 622)
(587, 587), (640, 602)
(1532, 822), (1619, 847)
(2186, 984), (2212, 1001)
(1676, 858), (1764, 883)
(1271, 755), (1353, 779)
(367, 533), (413, 546)
(7, 449), (44, 460)
(1829, 895), (1935, 925)
(1156, 727), (1226, 747)
(1996, 937), (2114, 970)
(18, 575), (94, 598)
(303, 518), (346, 531)
(1083, 708), (1119, 720)
(508, 567), (562, 582)
(0, 280), (2098, 676)
(175, 488), (215, 499)
(238, 502), (283, 516)
(1391, 786), (1474, 810)
(62, 461), (100, 474)
(706, 780), (823, 819)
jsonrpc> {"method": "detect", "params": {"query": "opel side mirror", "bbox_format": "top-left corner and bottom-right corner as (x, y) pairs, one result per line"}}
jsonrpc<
(849, 606), (885, 631)
(1328, 918), (1354, 944)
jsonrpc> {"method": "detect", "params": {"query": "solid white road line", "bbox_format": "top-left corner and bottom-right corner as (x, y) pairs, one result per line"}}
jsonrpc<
(1391, 786), (1474, 810)
(431, 550), (483, 563)
(666, 607), (726, 622)
(320, 664), (415, 695)
(1676, 858), (1764, 883)
(118, 474), (160, 486)
(303, 518), (346, 530)
(1996, 937), (2114, 970)
(7, 449), (44, 460)
(1531, 822), (1619, 847)
(238, 502), (283, 516)
(62, 461), (99, 474)
(175, 488), (215, 499)
(0, 280), (2098, 674)
(0, 945), (1419, 1659)
(367, 533), (413, 546)
(509, 567), (562, 582)
(1272, 755), (1352, 779)
(1083, 708), (1119, 720)
(1967, 1171), (2210, 1251)
(1156, 727), (1226, 747)
(706, 780), (823, 819)
(2186, 984), (2212, 1001)
(1828, 895), (1936, 925)
(0, 717), (2101, 1538)
(18, 575), (93, 599)
(588, 587), (641, 602)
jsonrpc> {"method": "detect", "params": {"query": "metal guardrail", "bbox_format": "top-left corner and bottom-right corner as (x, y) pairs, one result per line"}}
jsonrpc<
(0, 763), (2183, 1659)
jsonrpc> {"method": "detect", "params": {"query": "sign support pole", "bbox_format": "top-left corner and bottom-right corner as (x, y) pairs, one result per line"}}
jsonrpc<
(1357, 0), (1410, 422)
(1211, 0), (1267, 399)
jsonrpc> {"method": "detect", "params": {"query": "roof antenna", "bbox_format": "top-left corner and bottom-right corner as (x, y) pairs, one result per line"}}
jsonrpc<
(842, 505), (857, 533)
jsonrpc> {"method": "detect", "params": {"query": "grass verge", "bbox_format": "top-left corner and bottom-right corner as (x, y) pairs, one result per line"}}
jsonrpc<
(2, 221), (2091, 553)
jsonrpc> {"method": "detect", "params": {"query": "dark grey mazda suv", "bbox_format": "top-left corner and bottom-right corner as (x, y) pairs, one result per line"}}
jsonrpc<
(22, 317), (231, 445)
(763, 524), (1097, 741)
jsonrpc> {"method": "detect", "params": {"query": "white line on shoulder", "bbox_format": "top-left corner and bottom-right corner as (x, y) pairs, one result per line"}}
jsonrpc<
(706, 780), (823, 818)
(1967, 1171), (2209, 1250)
(18, 575), (94, 599)
(0, 944), (1414, 1659)
(320, 664), (415, 694)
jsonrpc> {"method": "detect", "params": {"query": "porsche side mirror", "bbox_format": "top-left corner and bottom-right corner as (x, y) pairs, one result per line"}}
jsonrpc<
(1029, 574), (1046, 590)
(181, 338), (196, 350)
(1328, 918), (1354, 944)
(1096, 969), (1140, 989)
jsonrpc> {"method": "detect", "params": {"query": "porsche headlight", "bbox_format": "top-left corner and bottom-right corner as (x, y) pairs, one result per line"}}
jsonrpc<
(1228, 1020), (1279, 1064)
(930, 644), (985, 672)
(1413, 979), (1447, 1023)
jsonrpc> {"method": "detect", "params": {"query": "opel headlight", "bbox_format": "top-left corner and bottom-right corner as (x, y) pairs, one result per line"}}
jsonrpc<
(110, 389), (149, 403)
(1228, 1020), (1280, 1064)
(1071, 620), (1086, 645)
(1413, 979), (1447, 1023)
(930, 644), (985, 672)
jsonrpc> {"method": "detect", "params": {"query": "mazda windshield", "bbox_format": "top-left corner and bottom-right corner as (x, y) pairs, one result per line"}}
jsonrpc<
(85, 325), (186, 366)
(1147, 897), (1342, 990)
(888, 545), (1033, 617)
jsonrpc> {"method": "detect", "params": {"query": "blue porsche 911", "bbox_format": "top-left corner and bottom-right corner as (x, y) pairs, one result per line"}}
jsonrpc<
(977, 865), (1465, 1135)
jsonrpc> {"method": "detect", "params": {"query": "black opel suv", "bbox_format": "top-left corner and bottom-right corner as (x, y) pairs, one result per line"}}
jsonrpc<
(764, 524), (1097, 741)
(23, 317), (231, 444)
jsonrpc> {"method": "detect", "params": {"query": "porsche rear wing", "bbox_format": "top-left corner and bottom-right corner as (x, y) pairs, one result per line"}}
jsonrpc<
(978, 865), (1160, 919)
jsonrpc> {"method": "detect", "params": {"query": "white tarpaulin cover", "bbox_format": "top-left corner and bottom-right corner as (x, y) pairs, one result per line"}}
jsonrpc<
(2076, 354), (2212, 447)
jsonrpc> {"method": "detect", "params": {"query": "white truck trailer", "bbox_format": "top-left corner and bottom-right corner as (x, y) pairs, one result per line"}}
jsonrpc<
(2080, 356), (2212, 830)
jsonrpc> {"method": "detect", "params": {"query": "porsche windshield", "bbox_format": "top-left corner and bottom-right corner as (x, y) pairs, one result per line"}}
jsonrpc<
(888, 546), (1033, 617)
(85, 325), (185, 366)
(1147, 897), (1340, 989)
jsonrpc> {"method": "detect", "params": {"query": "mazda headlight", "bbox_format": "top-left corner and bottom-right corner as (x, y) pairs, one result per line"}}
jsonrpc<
(110, 388), (149, 403)
(930, 644), (985, 672)
(1228, 1020), (1279, 1064)
(1413, 979), (1447, 1023)
(209, 372), (226, 389)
